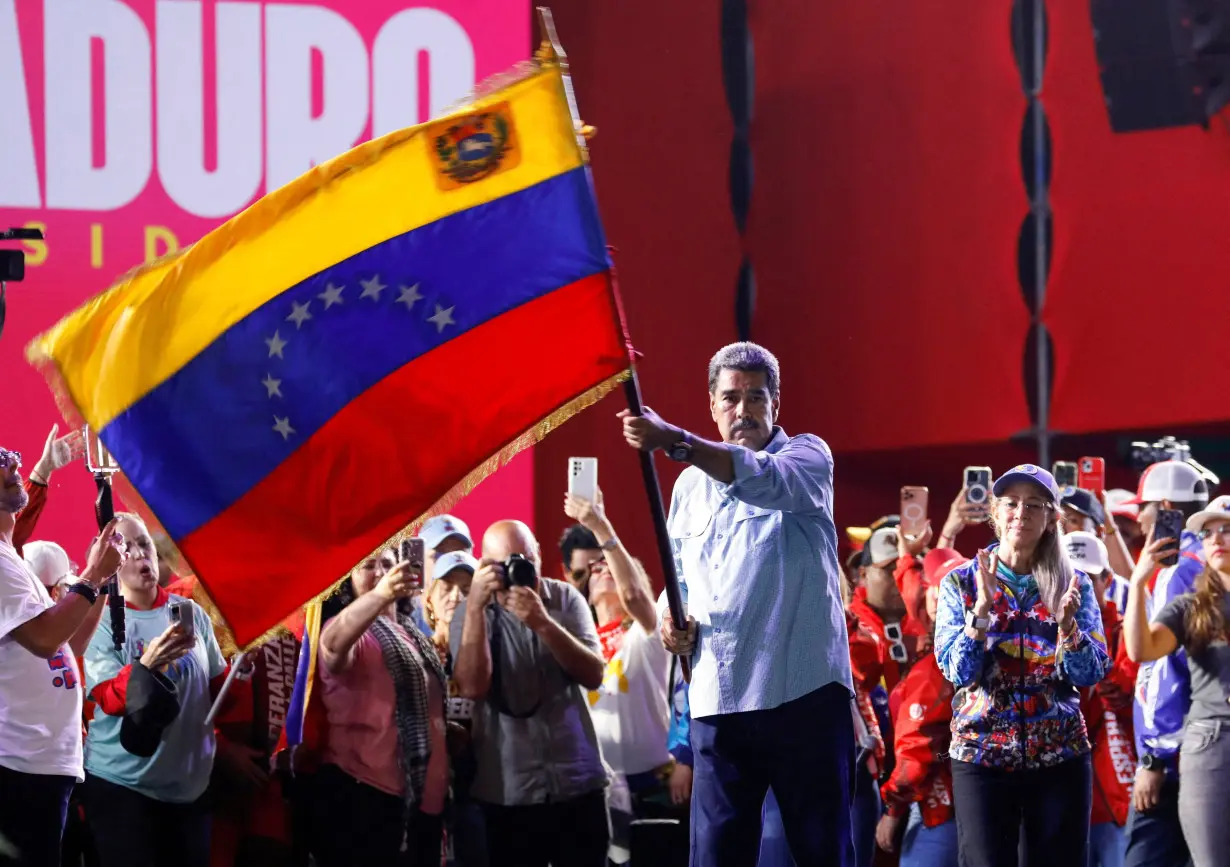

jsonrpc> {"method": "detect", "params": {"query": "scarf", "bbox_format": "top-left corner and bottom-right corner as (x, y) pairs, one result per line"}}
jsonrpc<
(369, 608), (448, 811)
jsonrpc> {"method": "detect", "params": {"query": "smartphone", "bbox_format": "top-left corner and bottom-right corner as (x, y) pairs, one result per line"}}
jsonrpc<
(400, 538), (425, 589)
(568, 457), (598, 502)
(169, 599), (196, 639)
(1053, 461), (1078, 491)
(900, 486), (929, 537)
(1154, 509), (1184, 567)
(964, 466), (993, 506)
(1078, 457), (1106, 493)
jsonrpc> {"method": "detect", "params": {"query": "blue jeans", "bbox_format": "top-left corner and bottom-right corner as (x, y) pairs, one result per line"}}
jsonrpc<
(691, 683), (855, 867)
(0, 764), (75, 867)
(1122, 777), (1190, 867)
(1088, 822), (1126, 867)
(899, 803), (958, 867)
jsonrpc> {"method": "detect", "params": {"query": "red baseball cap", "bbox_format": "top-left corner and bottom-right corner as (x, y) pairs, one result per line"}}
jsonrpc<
(922, 548), (968, 589)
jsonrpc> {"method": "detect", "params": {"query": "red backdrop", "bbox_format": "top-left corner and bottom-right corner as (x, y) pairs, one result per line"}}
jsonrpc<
(1045, 0), (1230, 435)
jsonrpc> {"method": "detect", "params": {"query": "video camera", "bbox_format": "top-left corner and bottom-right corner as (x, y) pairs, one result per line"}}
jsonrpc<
(1129, 435), (1220, 488)
(0, 226), (45, 343)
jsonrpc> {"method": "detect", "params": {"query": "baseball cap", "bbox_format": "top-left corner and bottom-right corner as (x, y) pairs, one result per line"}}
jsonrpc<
(1061, 489), (1105, 526)
(1184, 494), (1230, 534)
(922, 548), (967, 588)
(846, 514), (900, 548)
(22, 540), (73, 590)
(1062, 531), (1109, 575)
(992, 464), (1061, 504)
(1105, 488), (1139, 521)
(418, 515), (472, 551)
(1125, 460), (1209, 506)
(861, 527), (899, 568)
(433, 550), (479, 582)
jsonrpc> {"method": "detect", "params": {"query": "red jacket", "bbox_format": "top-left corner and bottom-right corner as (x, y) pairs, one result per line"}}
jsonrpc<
(848, 585), (923, 694)
(1081, 602), (1137, 827)
(881, 652), (954, 827)
(847, 609), (886, 774)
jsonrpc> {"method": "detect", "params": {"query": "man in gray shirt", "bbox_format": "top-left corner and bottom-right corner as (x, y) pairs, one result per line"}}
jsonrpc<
(451, 519), (609, 867)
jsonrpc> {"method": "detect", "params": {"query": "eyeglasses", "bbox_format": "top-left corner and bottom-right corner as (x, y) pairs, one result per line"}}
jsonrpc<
(568, 555), (608, 587)
(1198, 525), (1230, 542)
(1000, 499), (1054, 517)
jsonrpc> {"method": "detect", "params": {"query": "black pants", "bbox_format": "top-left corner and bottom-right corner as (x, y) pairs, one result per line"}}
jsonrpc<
(0, 764), (75, 867)
(1123, 776), (1191, 867)
(83, 774), (211, 867)
(689, 682), (855, 867)
(308, 763), (443, 867)
(482, 789), (610, 867)
(950, 754), (1092, 867)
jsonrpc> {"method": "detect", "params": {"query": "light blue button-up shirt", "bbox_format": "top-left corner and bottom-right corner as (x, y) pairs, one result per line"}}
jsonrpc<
(666, 426), (852, 719)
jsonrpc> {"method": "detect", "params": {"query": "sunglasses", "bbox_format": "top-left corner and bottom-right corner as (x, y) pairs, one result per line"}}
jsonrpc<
(884, 621), (909, 664)
(569, 555), (609, 588)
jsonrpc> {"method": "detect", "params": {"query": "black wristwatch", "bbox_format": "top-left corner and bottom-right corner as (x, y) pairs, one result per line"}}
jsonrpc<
(1139, 753), (1166, 772)
(668, 430), (694, 463)
(68, 582), (99, 605)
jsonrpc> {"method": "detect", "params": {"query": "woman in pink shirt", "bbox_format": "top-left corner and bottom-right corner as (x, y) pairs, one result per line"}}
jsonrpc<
(310, 547), (450, 866)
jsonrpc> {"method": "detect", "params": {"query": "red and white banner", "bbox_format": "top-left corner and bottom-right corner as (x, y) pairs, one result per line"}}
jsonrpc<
(1, 0), (530, 557)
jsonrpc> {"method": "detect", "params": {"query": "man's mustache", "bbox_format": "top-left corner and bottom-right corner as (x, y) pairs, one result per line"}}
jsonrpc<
(731, 418), (759, 432)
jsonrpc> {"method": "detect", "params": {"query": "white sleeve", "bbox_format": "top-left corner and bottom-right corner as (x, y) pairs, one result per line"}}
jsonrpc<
(0, 551), (50, 641)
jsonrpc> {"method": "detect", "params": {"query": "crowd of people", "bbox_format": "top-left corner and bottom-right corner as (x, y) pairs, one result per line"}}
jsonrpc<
(1, 341), (1228, 867)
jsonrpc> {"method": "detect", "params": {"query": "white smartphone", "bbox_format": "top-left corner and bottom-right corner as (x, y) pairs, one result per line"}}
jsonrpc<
(169, 598), (196, 640)
(568, 457), (598, 502)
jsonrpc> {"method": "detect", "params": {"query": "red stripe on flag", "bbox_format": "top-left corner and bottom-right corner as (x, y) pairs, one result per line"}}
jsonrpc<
(179, 272), (626, 646)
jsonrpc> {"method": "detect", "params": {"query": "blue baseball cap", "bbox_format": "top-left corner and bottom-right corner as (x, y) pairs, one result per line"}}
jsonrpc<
(992, 464), (1061, 504)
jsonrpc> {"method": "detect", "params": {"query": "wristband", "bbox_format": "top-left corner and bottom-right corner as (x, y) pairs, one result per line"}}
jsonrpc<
(68, 582), (99, 605)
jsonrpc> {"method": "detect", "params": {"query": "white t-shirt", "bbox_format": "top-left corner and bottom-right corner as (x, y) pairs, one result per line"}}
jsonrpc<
(588, 619), (672, 777)
(0, 540), (84, 779)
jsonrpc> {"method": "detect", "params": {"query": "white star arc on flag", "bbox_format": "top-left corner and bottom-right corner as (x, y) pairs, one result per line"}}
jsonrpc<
(272, 416), (295, 440)
(427, 304), (456, 332)
(397, 283), (423, 311)
(286, 300), (312, 329)
(265, 331), (287, 359)
(360, 275), (387, 300)
(262, 374), (283, 398)
(318, 283), (344, 309)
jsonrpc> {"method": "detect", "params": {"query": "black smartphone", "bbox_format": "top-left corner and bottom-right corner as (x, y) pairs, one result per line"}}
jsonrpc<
(964, 466), (992, 507)
(1154, 509), (1184, 567)
(1052, 461), (1078, 490)
(400, 538), (425, 589)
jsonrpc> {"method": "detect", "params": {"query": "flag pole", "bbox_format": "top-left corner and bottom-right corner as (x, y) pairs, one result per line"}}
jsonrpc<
(535, 7), (690, 681)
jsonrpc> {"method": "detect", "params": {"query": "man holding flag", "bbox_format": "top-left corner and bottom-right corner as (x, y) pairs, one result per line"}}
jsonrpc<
(621, 341), (856, 867)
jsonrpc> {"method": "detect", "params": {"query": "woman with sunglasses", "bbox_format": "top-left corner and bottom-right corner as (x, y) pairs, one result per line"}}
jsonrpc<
(935, 464), (1109, 867)
(1123, 495), (1230, 867)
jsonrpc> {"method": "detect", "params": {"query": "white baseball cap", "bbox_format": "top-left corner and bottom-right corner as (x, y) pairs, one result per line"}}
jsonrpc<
(1184, 494), (1230, 534)
(862, 527), (899, 568)
(1062, 531), (1109, 576)
(1104, 488), (1139, 520)
(1125, 461), (1209, 506)
(418, 515), (472, 552)
(22, 540), (73, 590)
(433, 550), (479, 582)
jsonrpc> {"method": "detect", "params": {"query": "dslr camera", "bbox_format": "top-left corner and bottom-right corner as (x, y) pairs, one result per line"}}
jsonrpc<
(1129, 436), (1190, 470)
(501, 553), (537, 590)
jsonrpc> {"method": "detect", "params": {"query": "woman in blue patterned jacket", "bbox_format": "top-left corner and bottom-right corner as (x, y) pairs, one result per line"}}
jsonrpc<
(935, 464), (1109, 867)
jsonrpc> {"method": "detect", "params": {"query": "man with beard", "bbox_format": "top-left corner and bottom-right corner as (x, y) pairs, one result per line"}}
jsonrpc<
(0, 445), (123, 866)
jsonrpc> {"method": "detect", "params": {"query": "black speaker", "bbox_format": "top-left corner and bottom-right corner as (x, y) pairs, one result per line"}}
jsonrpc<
(1090, 0), (1230, 132)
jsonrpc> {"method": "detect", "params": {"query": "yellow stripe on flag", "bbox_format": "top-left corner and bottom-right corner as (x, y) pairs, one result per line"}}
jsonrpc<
(29, 66), (582, 430)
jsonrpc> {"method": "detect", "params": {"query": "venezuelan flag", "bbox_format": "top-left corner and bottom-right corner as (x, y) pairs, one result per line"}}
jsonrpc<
(28, 61), (630, 647)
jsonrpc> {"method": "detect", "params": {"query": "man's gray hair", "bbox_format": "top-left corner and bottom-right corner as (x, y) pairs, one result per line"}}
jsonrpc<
(708, 342), (781, 398)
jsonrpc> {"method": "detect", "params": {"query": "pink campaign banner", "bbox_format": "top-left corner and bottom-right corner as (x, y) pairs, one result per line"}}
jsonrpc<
(0, 0), (531, 561)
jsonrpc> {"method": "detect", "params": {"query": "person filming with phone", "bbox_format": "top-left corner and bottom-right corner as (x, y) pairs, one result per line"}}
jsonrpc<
(1118, 459), (1209, 867)
(306, 542), (448, 866)
(619, 341), (855, 867)
(81, 512), (228, 867)
(1123, 494), (1230, 867)
(934, 464), (1109, 867)
(451, 519), (609, 867)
